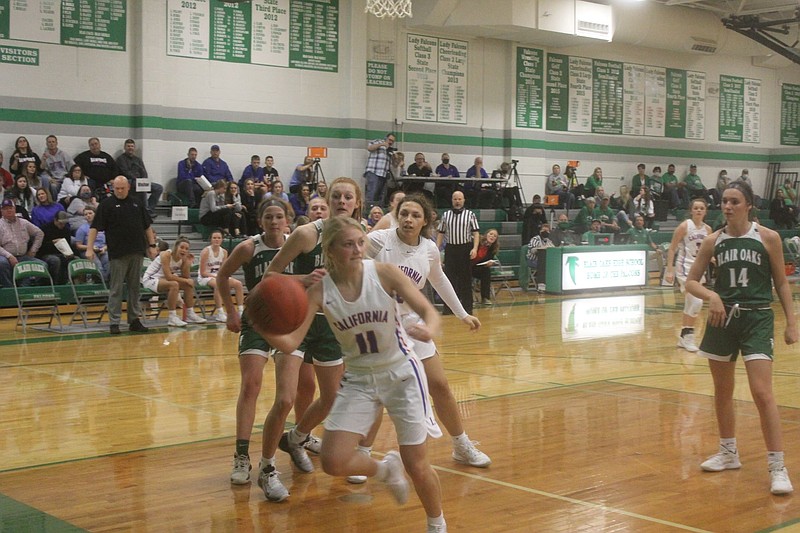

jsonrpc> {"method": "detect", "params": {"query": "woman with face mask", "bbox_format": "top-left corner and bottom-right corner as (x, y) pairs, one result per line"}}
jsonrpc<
(66, 185), (99, 233)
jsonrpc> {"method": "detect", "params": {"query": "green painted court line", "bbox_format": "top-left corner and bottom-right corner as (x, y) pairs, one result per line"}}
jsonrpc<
(0, 494), (86, 532)
(756, 517), (800, 532)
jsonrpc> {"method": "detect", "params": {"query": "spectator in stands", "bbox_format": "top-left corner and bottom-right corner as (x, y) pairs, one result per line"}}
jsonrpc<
(74, 137), (119, 192)
(662, 163), (684, 209)
(435, 153), (460, 178)
(581, 218), (602, 244)
(0, 151), (12, 190)
(585, 167), (604, 198)
(311, 180), (327, 200)
(406, 152), (433, 195)
(713, 170), (730, 208)
(521, 195), (548, 244)
(87, 176), (157, 335)
(770, 189), (796, 229)
(265, 179), (289, 202)
(364, 132), (396, 205)
(198, 230), (244, 323)
(225, 181), (246, 237)
(466, 156), (489, 180)
(66, 185), (99, 233)
(290, 183), (311, 218)
(633, 186), (656, 228)
(116, 139), (163, 218)
(290, 156), (315, 195)
(369, 190), (405, 232)
(573, 197), (596, 235)
(595, 195), (619, 233)
(263, 155), (279, 182)
(684, 164), (713, 206)
(610, 184), (635, 231)
(627, 213), (665, 273)
(58, 164), (90, 206)
(545, 164), (574, 210)
(202, 145), (233, 185)
(735, 168), (761, 207)
(366, 205), (384, 231)
(240, 178), (263, 235)
(8, 175), (35, 219)
(141, 236), (206, 327)
(36, 210), (75, 284)
(551, 213), (578, 246)
(436, 190), (480, 315)
(472, 228), (500, 305)
(593, 185), (607, 206)
(779, 179), (797, 211)
(648, 166), (664, 198)
(565, 165), (584, 200)
(434, 152), (459, 207)
(40, 135), (72, 192)
(631, 163), (648, 193)
(19, 160), (51, 198)
(0, 198), (46, 288)
(390, 151), (407, 181)
(200, 180), (235, 236)
(74, 206), (109, 281)
(527, 223), (554, 292)
(177, 147), (204, 208)
(31, 188), (64, 229)
(9, 136), (40, 176)
(240, 155), (265, 188)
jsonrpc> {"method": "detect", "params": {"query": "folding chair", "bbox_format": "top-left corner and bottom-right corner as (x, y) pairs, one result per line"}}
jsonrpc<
(67, 259), (110, 328)
(489, 262), (517, 302)
(13, 260), (63, 332)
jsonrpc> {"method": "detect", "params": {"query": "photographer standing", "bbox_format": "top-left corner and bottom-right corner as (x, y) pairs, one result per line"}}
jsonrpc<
(290, 156), (315, 195)
(363, 132), (395, 206)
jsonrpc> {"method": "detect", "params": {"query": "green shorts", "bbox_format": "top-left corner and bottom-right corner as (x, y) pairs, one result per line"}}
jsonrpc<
(238, 310), (308, 361)
(295, 314), (343, 366)
(238, 310), (275, 358)
(699, 307), (774, 362)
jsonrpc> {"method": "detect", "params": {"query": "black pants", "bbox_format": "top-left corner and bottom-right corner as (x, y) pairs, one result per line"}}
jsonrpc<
(472, 264), (491, 300)
(444, 242), (473, 315)
(201, 208), (233, 234)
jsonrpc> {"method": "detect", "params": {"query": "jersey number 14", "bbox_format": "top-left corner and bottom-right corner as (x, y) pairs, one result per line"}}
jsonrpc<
(728, 267), (749, 288)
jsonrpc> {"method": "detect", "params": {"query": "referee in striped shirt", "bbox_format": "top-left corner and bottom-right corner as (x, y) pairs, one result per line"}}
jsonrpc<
(436, 190), (480, 314)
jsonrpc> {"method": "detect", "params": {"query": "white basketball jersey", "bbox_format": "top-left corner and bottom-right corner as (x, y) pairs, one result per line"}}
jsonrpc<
(369, 228), (437, 316)
(676, 219), (708, 278)
(322, 260), (413, 374)
(143, 253), (182, 282)
(204, 246), (224, 275)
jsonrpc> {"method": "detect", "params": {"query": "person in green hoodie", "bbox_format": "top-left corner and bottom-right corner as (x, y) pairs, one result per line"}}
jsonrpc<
(684, 164), (713, 206)
(662, 163), (685, 209)
(573, 197), (596, 234)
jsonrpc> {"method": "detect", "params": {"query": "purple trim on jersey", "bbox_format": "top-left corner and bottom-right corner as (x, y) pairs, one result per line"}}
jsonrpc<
(408, 356), (432, 419)
(394, 316), (410, 355)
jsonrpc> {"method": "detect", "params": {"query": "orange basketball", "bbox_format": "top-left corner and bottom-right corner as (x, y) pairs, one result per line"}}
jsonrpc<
(245, 274), (309, 335)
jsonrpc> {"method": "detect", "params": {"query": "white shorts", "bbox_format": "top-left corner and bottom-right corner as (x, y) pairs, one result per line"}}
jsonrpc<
(197, 276), (214, 287)
(401, 313), (437, 360)
(142, 276), (160, 293)
(324, 356), (441, 445)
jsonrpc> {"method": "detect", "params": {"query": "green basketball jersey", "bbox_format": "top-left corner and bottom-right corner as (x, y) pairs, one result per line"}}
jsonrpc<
(713, 223), (772, 306)
(293, 219), (325, 275)
(243, 233), (291, 290)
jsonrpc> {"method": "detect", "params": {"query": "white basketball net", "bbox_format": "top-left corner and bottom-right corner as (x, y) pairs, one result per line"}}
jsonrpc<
(365, 0), (412, 19)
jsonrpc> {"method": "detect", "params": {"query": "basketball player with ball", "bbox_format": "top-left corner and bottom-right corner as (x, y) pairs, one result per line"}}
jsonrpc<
(255, 215), (448, 533)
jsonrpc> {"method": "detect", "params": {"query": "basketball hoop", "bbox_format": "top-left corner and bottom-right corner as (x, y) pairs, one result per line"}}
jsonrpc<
(365, 0), (412, 19)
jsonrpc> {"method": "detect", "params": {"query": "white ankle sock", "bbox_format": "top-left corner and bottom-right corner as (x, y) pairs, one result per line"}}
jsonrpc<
(427, 514), (445, 528)
(452, 432), (469, 446)
(356, 445), (372, 455)
(768, 451), (785, 470)
(376, 459), (388, 481)
(259, 456), (275, 471)
(289, 428), (308, 445)
(720, 438), (737, 454)
(169, 310), (178, 318)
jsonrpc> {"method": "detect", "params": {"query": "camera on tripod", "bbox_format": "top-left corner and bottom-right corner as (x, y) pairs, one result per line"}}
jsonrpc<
(313, 158), (321, 163)
(511, 159), (519, 164)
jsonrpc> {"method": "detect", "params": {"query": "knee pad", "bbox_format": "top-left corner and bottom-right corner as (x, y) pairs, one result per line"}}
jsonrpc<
(684, 293), (703, 317)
